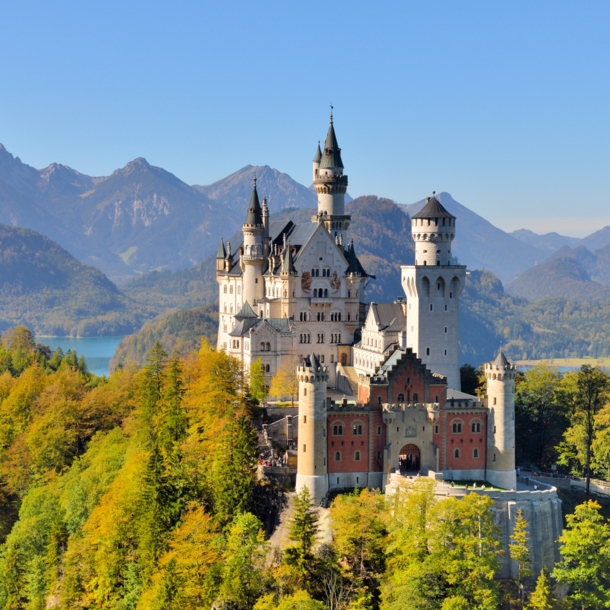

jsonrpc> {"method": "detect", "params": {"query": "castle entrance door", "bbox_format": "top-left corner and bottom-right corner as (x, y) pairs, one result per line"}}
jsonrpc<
(399, 444), (421, 474)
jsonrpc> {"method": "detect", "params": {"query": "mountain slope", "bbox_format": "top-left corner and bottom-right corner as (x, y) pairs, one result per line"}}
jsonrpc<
(400, 192), (546, 283)
(507, 258), (610, 301)
(580, 226), (610, 252)
(0, 224), (151, 335)
(510, 229), (579, 253)
(194, 164), (317, 214)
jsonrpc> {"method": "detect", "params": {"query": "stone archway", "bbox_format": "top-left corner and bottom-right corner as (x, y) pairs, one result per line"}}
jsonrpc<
(399, 443), (421, 474)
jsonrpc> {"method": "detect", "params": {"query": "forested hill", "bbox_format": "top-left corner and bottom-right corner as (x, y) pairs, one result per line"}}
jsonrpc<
(0, 224), (151, 335)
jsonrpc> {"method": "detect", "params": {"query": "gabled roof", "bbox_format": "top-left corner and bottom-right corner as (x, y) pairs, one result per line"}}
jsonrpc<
(412, 196), (455, 220)
(319, 118), (344, 169)
(229, 317), (259, 337)
(266, 318), (293, 332)
(244, 178), (264, 227)
(370, 302), (405, 333)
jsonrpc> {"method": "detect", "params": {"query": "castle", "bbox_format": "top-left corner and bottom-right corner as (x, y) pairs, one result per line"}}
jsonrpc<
(216, 115), (517, 500)
(216, 115), (564, 578)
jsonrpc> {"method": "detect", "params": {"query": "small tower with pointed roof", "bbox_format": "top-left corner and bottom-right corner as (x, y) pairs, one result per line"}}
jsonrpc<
(312, 112), (351, 241)
(485, 352), (517, 489)
(296, 353), (329, 503)
(241, 177), (266, 307)
(216, 238), (226, 272)
(401, 194), (466, 390)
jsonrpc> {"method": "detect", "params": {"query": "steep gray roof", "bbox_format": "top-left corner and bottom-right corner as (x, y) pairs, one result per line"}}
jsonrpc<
(216, 238), (226, 259)
(267, 318), (293, 332)
(229, 317), (259, 337)
(493, 351), (510, 367)
(412, 196), (455, 220)
(281, 242), (296, 274)
(313, 142), (322, 163)
(346, 240), (372, 277)
(244, 178), (263, 227)
(319, 119), (344, 169)
(370, 302), (405, 332)
(235, 301), (258, 320)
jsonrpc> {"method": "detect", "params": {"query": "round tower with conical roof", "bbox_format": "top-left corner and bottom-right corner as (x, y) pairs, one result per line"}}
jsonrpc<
(312, 113), (350, 241)
(401, 195), (466, 390)
(485, 352), (517, 490)
(295, 353), (329, 503)
(241, 177), (266, 307)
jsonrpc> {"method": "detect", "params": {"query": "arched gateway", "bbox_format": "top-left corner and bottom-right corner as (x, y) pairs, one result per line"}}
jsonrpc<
(399, 444), (421, 474)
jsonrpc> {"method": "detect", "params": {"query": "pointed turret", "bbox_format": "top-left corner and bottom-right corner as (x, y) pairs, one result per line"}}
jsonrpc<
(313, 142), (322, 163)
(320, 115), (344, 169)
(216, 238), (226, 272)
(244, 176), (263, 227)
(281, 241), (296, 275)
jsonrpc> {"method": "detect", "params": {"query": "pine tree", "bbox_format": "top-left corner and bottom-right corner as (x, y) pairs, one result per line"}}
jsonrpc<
(509, 509), (533, 607)
(528, 569), (555, 610)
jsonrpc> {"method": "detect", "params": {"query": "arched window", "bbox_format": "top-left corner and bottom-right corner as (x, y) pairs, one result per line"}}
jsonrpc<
(335, 451), (341, 461)
(333, 424), (343, 436)
(471, 422), (481, 433)
(352, 423), (363, 436)
(266, 342), (271, 351)
(426, 347), (430, 356)
(412, 393), (419, 403)
(223, 285), (227, 293)
(397, 393), (405, 402)
(452, 422), (462, 434)
(230, 286), (233, 294)
(454, 448), (460, 458)
(260, 342), (265, 351)
(313, 288), (318, 298)
(377, 396), (382, 405)
(354, 451), (361, 461)
(324, 288), (329, 297)
(473, 448), (479, 458)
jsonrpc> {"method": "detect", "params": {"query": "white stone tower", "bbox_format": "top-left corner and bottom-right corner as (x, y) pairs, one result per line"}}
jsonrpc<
(295, 354), (329, 503)
(401, 195), (466, 390)
(240, 177), (266, 306)
(312, 113), (350, 241)
(485, 352), (517, 489)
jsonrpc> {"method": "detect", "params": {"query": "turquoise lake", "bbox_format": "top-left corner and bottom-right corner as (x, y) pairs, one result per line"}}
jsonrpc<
(34, 336), (125, 377)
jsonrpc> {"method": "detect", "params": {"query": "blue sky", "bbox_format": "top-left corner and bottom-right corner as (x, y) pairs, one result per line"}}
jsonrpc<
(1, 1), (609, 236)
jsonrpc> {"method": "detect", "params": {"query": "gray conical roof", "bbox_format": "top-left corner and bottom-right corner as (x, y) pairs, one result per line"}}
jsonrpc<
(412, 196), (455, 220)
(235, 301), (258, 320)
(320, 119), (344, 169)
(313, 142), (322, 163)
(244, 178), (263, 226)
(304, 353), (321, 370)
(493, 351), (510, 367)
(216, 238), (226, 259)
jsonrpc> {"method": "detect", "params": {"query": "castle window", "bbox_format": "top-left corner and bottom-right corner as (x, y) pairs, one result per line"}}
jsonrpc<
(452, 422), (462, 434)
(494, 425), (497, 434)
(472, 422), (481, 433)
(377, 426), (382, 435)
(444, 350), (447, 356)
(324, 289), (329, 297)
(377, 451), (382, 460)
(354, 451), (361, 461)
(255, 278), (258, 283)
(449, 291), (453, 298)
(237, 286), (241, 294)
(437, 261), (440, 266)
(412, 393), (419, 402)
(444, 327), (448, 334)
(434, 425), (439, 434)
(434, 395), (439, 402)
(348, 290), (351, 298)
(265, 364), (270, 373)
(304, 388), (307, 397)
(426, 347), (430, 356)
(303, 416), (307, 424)
(330, 354), (334, 363)
(313, 289), (318, 297)
(347, 313), (351, 321)
(333, 424), (343, 436)
(335, 451), (341, 461)
(377, 396), (382, 405)
(320, 355), (325, 363)
(223, 286), (227, 293)
(352, 424), (363, 436)
(303, 444), (306, 453)
(430, 304), (433, 311)
(445, 305), (448, 311)
(493, 453), (496, 462)
(230, 286), (233, 294)
(473, 448), (479, 458)
(493, 397), (497, 405)
(454, 448), (460, 458)
(397, 393), (405, 402)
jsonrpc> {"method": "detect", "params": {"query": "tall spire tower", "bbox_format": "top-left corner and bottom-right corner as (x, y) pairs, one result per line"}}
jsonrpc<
(240, 177), (266, 306)
(312, 111), (351, 240)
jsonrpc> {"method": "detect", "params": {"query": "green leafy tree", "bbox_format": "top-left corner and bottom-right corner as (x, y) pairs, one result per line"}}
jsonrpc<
(250, 357), (268, 402)
(509, 509), (533, 607)
(528, 569), (556, 610)
(515, 363), (566, 469)
(460, 364), (483, 396)
(553, 500), (610, 608)
(557, 366), (610, 494)
(218, 512), (270, 609)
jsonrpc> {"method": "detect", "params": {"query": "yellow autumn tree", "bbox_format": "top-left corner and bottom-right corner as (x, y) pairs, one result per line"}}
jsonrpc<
(269, 352), (300, 406)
